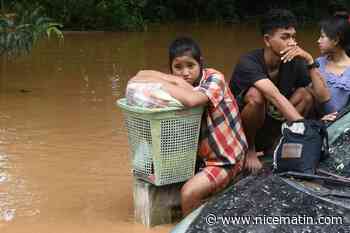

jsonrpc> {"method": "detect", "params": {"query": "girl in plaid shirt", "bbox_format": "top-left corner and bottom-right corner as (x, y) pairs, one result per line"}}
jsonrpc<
(130, 37), (248, 215)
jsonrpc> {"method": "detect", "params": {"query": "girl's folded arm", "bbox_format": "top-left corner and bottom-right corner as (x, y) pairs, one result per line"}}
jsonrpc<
(158, 81), (207, 107)
(133, 70), (194, 91)
(130, 70), (207, 107)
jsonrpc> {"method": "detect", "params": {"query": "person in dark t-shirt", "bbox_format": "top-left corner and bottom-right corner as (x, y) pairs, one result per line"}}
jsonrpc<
(229, 9), (331, 174)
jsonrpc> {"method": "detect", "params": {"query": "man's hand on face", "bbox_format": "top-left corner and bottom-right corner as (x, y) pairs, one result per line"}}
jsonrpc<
(280, 45), (314, 65)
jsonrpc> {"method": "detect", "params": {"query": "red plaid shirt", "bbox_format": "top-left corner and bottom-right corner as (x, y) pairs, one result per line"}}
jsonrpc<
(195, 68), (248, 166)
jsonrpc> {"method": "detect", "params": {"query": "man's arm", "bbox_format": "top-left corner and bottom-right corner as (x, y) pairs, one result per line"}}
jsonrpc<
(308, 66), (331, 103)
(254, 79), (303, 121)
(129, 70), (209, 107)
(281, 46), (330, 103)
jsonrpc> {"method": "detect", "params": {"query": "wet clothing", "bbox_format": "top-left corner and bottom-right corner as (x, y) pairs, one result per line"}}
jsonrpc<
(202, 160), (243, 192)
(194, 68), (248, 167)
(254, 116), (283, 152)
(230, 48), (311, 107)
(316, 56), (350, 113)
(230, 49), (311, 150)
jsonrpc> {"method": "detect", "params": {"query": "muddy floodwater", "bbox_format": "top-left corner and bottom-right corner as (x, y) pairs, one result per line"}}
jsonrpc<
(0, 23), (319, 233)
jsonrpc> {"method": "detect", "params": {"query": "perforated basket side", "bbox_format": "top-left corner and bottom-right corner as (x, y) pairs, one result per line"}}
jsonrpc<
(154, 115), (202, 185)
(124, 113), (154, 181)
(118, 98), (204, 185)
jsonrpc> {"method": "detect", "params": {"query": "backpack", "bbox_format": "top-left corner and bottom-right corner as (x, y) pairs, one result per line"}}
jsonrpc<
(273, 119), (329, 174)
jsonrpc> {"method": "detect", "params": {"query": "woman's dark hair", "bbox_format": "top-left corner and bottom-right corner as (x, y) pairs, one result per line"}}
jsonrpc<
(168, 37), (203, 76)
(320, 16), (350, 54)
(260, 9), (297, 35)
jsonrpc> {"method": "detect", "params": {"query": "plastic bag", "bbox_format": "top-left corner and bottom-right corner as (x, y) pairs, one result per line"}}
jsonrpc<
(126, 82), (183, 108)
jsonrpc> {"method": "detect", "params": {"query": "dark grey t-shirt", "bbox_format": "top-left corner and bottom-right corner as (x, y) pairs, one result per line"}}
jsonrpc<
(230, 49), (311, 100)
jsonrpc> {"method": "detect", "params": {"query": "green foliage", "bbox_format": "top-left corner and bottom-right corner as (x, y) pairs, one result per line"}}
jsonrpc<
(0, 5), (63, 58)
(18, 0), (147, 30)
(4, 0), (350, 31)
(204, 0), (238, 21)
(96, 0), (147, 30)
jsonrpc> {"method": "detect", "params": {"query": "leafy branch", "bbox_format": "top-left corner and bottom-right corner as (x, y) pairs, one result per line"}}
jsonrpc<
(0, 6), (63, 58)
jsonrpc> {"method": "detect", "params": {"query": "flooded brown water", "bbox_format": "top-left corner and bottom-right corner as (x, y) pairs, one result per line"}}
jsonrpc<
(0, 23), (319, 233)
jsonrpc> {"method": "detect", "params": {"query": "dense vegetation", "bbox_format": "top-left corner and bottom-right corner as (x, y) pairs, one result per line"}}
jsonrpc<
(0, 5), (63, 57)
(1, 0), (350, 31)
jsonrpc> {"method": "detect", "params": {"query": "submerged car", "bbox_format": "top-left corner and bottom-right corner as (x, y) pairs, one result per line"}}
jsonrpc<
(172, 108), (350, 233)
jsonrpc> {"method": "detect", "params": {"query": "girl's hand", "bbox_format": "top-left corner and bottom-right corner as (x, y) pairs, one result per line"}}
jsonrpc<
(137, 70), (165, 78)
(129, 70), (168, 83)
(133, 70), (179, 84)
(321, 112), (338, 122)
